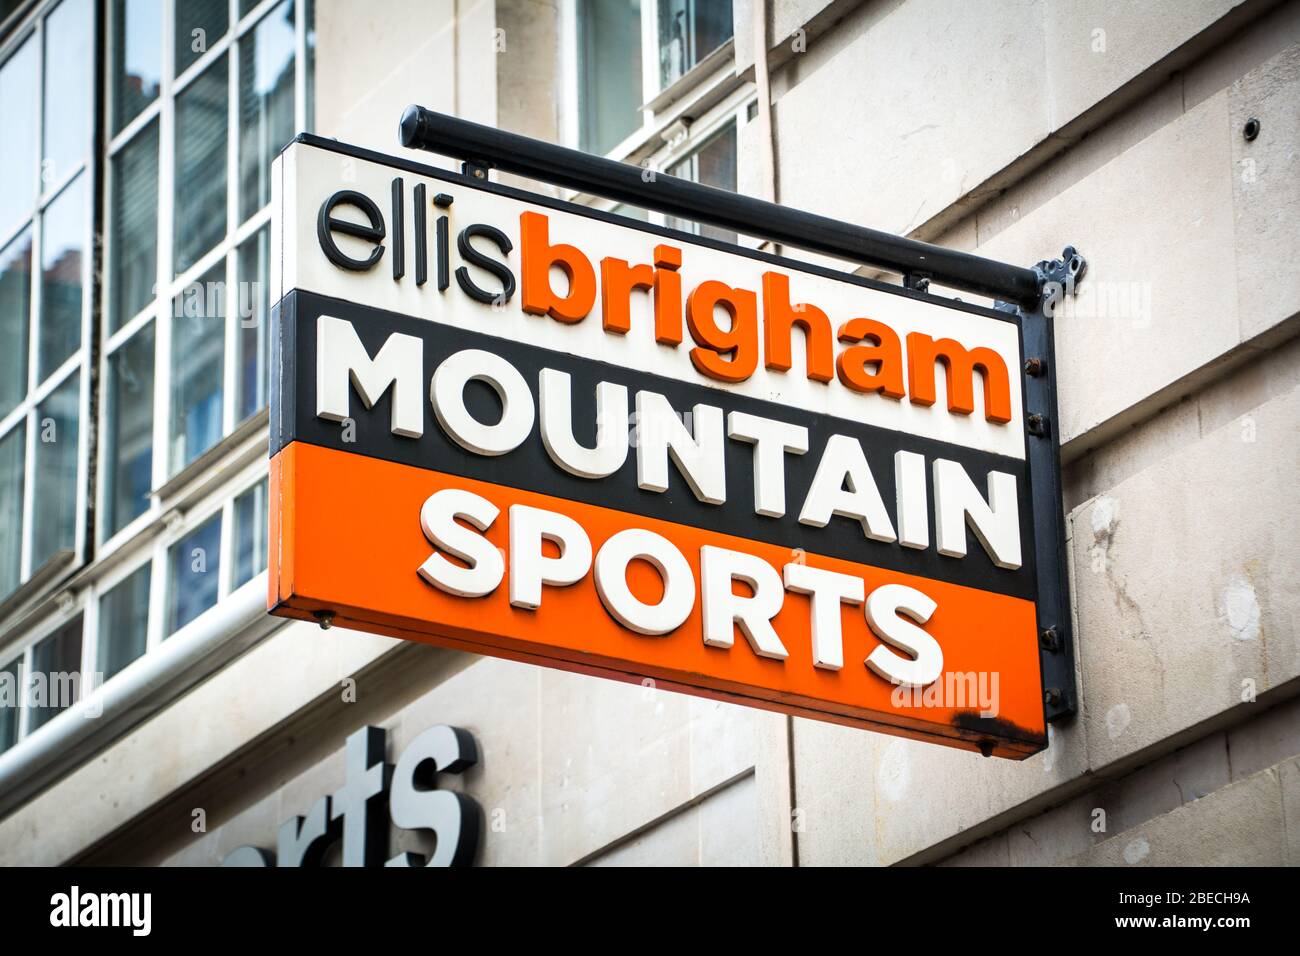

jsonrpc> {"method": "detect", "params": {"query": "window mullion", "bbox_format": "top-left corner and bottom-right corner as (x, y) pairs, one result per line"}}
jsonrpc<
(27, 18), (45, 403)
(145, 541), (166, 654)
(223, 18), (239, 440)
(294, 0), (308, 132)
(640, 0), (658, 115)
(154, 0), (177, 497)
(81, 585), (99, 692)
(218, 499), (234, 599)
(222, 248), (237, 437)
(19, 410), (35, 582)
(16, 648), (31, 739)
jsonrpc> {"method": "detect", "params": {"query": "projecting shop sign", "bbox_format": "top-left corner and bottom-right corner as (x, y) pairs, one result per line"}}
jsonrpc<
(269, 137), (1052, 758)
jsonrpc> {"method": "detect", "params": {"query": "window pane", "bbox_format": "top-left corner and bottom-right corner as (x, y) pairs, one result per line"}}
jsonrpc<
(239, 1), (295, 223)
(113, 0), (163, 134)
(611, 203), (649, 222)
(98, 563), (150, 681)
(43, 0), (94, 185)
(110, 120), (159, 331)
(39, 175), (86, 379)
(0, 659), (18, 754)
(0, 423), (24, 597)
(0, 35), (38, 237)
(32, 374), (79, 570)
(104, 323), (155, 536)
(658, 0), (732, 89)
(667, 123), (736, 243)
(170, 265), (225, 473)
(577, 0), (642, 155)
(236, 226), (269, 419)
(233, 478), (266, 587)
(174, 56), (228, 275)
(175, 0), (228, 76)
(694, 123), (736, 191)
(28, 614), (82, 731)
(305, 0), (315, 129)
(0, 229), (32, 420)
(167, 512), (221, 634)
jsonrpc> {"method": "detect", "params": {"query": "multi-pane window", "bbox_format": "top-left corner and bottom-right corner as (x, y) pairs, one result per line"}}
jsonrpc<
(166, 510), (222, 633)
(575, 0), (643, 156)
(0, 463), (267, 757)
(0, 0), (95, 603)
(102, 0), (312, 542)
(566, 0), (740, 242)
(0, 1), (311, 755)
(26, 613), (82, 731)
(569, 0), (733, 158)
(667, 121), (737, 242)
(232, 477), (268, 586)
(0, 657), (18, 752)
(97, 562), (150, 682)
(0, 611), (84, 752)
(657, 0), (732, 88)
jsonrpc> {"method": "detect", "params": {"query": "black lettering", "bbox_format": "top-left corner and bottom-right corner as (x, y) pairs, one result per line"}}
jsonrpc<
(456, 223), (516, 304)
(391, 177), (405, 281)
(317, 189), (385, 271)
(437, 214), (450, 291)
(414, 183), (428, 286)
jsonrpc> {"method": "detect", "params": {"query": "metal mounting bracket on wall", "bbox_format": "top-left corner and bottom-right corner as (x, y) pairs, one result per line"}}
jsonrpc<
(1002, 246), (1087, 723)
(397, 105), (1082, 728)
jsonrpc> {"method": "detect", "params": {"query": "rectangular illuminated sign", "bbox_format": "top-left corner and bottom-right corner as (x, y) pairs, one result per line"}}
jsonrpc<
(269, 137), (1055, 758)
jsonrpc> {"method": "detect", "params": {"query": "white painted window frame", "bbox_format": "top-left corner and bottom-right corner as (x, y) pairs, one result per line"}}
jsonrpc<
(556, 0), (752, 226)
(0, 447), (271, 752)
(0, 0), (97, 607)
(98, 0), (309, 558)
(0, 0), (312, 759)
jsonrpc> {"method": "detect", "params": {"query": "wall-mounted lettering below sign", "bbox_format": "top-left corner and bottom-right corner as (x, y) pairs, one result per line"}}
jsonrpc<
(222, 724), (480, 867)
(269, 136), (1064, 759)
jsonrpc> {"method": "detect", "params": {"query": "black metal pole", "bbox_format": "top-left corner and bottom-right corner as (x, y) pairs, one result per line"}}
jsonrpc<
(399, 105), (1044, 308)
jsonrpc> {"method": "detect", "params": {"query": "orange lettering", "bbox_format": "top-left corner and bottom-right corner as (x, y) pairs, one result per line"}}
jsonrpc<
(519, 211), (596, 323)
(762, 272), (834, 383)
(653, 244), (683, 345)
(906, 332), (1012, 423)
(599, 257), (655, 334)
(836, 318), (906, 398)
(685, 280), (758, 383)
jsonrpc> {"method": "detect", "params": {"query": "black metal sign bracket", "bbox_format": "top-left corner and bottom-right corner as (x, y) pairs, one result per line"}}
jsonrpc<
(1012, 248), (1086, 724)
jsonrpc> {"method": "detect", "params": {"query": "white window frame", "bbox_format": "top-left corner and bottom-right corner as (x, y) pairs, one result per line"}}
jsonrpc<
(557, 0), (751, 228)
(98, 0), (311, 560)
(0, 589), (87, 744)
(0, 0), (98, 607)
(0, 448), (270, 756)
